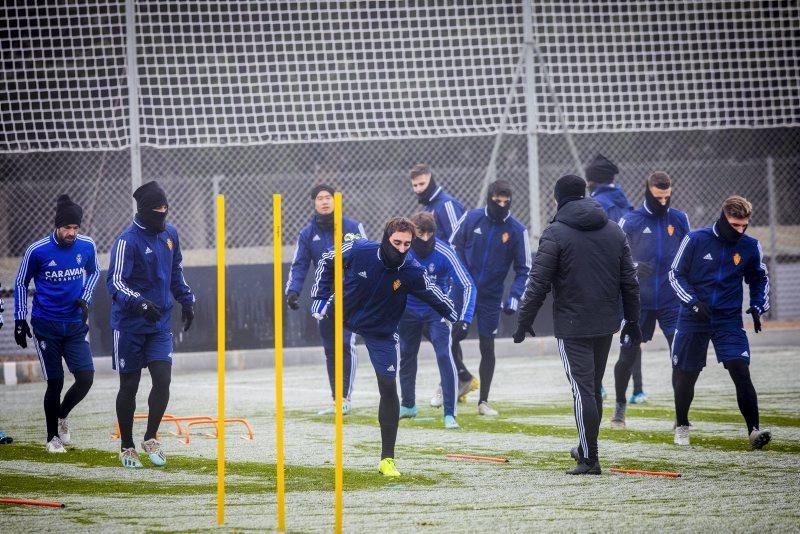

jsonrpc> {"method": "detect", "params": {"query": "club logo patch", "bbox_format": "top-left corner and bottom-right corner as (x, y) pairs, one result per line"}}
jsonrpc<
(667, 224), (675, 236)
(428, 263), (435, 273)
(166, 238), (174, 250)
(120, 358), (126, 369)
(40, 340), (47, 351)
(76, 253), (82, 265)
(502, 232), (509, 243)
(393, 279), (401, 291)
(733, 253), (741, 266)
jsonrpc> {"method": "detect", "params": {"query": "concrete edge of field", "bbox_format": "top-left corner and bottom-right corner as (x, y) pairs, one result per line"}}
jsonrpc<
(2, 326), (799, 386)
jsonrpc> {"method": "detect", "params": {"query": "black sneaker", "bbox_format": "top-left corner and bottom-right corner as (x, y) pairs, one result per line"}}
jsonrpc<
(569, 446), (580, 463)
(566, 460), (601, 475)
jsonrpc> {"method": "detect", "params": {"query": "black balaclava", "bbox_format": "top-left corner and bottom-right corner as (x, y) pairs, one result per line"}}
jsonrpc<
(411, 236), (435, 258)
(311, 184), (336, 229)
(486, 180), (512, 222)
(717, 211), (746, 244)
(415, 174), (438, 205)
(54, 195), (83, 228)
(133, 181), (168, 233)
(644, 182), (671, 217)
(585, 154), (619, 185)
(380, 230), (408, 269)
(553, 175), (586, 210)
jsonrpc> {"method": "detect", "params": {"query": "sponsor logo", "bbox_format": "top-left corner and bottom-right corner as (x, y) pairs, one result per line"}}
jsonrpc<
(393, 279), (401, 291)
(312, 234), (321, 241)
(76, 253), (82, 265)
(166, 238), (173, 250)
(44, 267), (84, 281)
(667, 224), (675, 236)
(145, 247), (153, 254)
(703, 253), (713, 261)
(473, 227), (482, 234)
(387, 365), (395, 372)
(344, 232), (362, 242)
(47, 260), (58, 267)
(733, 252), (741, 266)
(358, 271), (367, 278)
(502, 232), (509, 243)
(643, 227), (652, 234)
(741, 351), (749, 358)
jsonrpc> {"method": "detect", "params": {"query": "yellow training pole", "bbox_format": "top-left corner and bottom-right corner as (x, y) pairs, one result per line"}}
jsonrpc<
(333, 192), (344, 534)
(216, 194), (226, 526)
(273, 194), (286, 532)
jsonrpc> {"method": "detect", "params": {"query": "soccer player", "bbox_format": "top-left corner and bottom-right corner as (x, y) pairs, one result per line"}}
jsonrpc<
(311, 217), (458, 477)
(107, 181), (195, 468)
(611, 172), (690, 428)
(409, 163), (465, 242)
(514, 175), (640, 475)
(669, 195), (771, 449)
(397, 212), (475, 429)
(449, 180), (531, 416)
(14, 195), (101, 453)
(285, 184), (367, 415)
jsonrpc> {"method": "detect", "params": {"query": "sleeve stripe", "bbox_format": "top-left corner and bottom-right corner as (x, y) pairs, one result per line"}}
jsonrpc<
(14, 237), (49, 320)
(310, 241), (354, 298)
(358, 223), (367, 239)
(669, 235), (693, 303)
(448, 212), (468, 244)
(522, 229), (532, 271)
(81, 239), (101, 301)
(436, 242), (473, 320)
(756, 241), (770, 312)
(444, 201), (458, 235)
(112, 240), (141, 299)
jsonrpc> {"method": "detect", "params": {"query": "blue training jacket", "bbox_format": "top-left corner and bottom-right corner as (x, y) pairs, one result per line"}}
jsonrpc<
(619, 203), (690, 310)
(15, 232), (101, 322)
(310, 239), (458, 338)
(406, 238), (475, 323)
(421, 186), (466, 241)
(107, 218), (194, 333)
(449, 207), (531, 309)
(669, 223), (769, 327)
(285, 215), (366, 296)
(591, 184), (633, 223)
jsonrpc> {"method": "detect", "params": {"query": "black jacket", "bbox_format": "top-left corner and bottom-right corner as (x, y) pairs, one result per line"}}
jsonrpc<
(518, 198), (640, 338)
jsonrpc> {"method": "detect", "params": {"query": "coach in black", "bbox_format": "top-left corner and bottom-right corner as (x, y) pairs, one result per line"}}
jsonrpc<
(513, 175), (640, 475)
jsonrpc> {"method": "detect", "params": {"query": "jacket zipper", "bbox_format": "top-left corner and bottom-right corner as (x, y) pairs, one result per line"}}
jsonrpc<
(711, 242), (726, 308)
(477, 222), (496, 287)
(655, 216), (662, 306)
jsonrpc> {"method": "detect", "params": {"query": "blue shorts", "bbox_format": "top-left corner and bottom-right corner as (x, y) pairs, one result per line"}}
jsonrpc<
(31, 317), (93, 381)
(362, 333), (400, 378)
(640, 306), (678, 343)
(474, 293), (502, 338)
(112, 329), (173, 373)
(671, 328), (751, 372)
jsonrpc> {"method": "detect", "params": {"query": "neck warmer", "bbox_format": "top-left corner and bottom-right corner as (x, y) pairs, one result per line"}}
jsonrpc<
(645, 186), (670, 217)
(380, 234), (407, 269)
(487, 200), (510, 222)
(138, 209), (167, 233)
(717, 211), (746, 244)
(411, 236), (435, 258)
(315, 212), (334, 230)
(416, 176), (438, 205)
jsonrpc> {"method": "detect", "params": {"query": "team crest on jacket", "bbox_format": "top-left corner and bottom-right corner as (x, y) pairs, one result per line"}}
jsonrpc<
(393, 279), (401, 291)
(166, 238), (174, 250)
(733, 252), (741, 266)
(76, 253), (82, 265)
(667, 224), (675, 236)
(501, 232), (509, 243)
(428, 263), (435, 273)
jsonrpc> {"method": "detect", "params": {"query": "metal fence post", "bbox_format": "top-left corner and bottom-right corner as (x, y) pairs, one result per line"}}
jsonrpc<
(126, 0), (142, 212)
(523, 0), (541, 242)
(766, 156), (778, 319)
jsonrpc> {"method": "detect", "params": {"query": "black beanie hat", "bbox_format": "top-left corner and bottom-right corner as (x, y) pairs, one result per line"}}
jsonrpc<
(584, 154), (619, 184)
(310, 183), (336, 200)
(553, 175), (586, 204)
(54, 194), (83, 227)
(133, 181), (168, 211)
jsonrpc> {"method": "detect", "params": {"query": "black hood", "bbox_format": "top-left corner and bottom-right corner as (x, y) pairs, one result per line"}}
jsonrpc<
(553, 197), (608, 231)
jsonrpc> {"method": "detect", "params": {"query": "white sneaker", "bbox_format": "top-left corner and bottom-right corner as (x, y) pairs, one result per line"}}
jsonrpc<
(57, 418), (71, 445)
(430, 385), (443, 408)
(141, 438), (167, 466)
(674, 425), (691, 446)
(119, 447), (143, 468)
(46, 436), (66, 453)
(748, 428), (771, 450)
(478, 401), (498, 416)
(317, 401), (351, 416)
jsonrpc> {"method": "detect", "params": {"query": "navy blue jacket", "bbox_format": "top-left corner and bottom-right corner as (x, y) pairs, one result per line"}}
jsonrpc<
(310, 239), (458, 338)
(670, 223), (769, 328)
(421, 187), (465, 241)
(15, 232), (101, 322)
(619, 204), (690, 310)
(285, 215), (366, 296)
(107, 218), (194, 333)
(406, 238), (475, 323)
(450, 208), (531, 309)
(591, 184), (633, 223)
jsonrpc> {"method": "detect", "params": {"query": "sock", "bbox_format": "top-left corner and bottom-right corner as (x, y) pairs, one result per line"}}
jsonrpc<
(116, 371), (141, 450)
(59, 370), (94, 419)
(144, 361), (172, 442)
(376, 372), (399, 459)
(478, 335), (495, 403)
(44, 378), (64, 441)
(725, 360), (760, 433)
(451, 340), (472, 382)
(673, 368), (700, 427)
(614, 343), (639, 404)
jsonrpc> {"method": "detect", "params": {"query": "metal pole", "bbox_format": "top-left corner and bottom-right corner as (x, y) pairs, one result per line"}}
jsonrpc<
(523, 0), (541, 241)
(766, 156), (778, 319)
(126, 0), (142, 211)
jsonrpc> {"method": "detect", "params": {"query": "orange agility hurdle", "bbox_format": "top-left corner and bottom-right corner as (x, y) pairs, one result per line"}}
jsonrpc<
(111, 413), (179, 440)
(446, 453), (510, 464)
(183, 418), (255, 445)
(0, 498), (65, 508)
(610, 468), (682, 478)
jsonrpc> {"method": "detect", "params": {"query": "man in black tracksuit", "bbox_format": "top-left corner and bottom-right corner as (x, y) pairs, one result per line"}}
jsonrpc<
(513, 175), (640, 475)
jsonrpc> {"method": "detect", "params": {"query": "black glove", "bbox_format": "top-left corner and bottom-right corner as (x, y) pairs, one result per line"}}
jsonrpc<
(746, 307), (762, 333)
(620, 321), (642, 348)
(182, 304), (194, 332)
(14, 319), (32, 348)
(513, 323), (536, 344)
(635, 261), (655, 278)
(689, 300), (711, 322)
(76, 299), (89, 324)
(451, 320), (470, 343)
(137, 299), (162, 323)
(286, 291), (299, 310)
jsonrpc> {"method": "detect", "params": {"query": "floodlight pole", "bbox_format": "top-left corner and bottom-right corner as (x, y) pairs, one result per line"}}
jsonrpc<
(523, 0), (541, 242)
